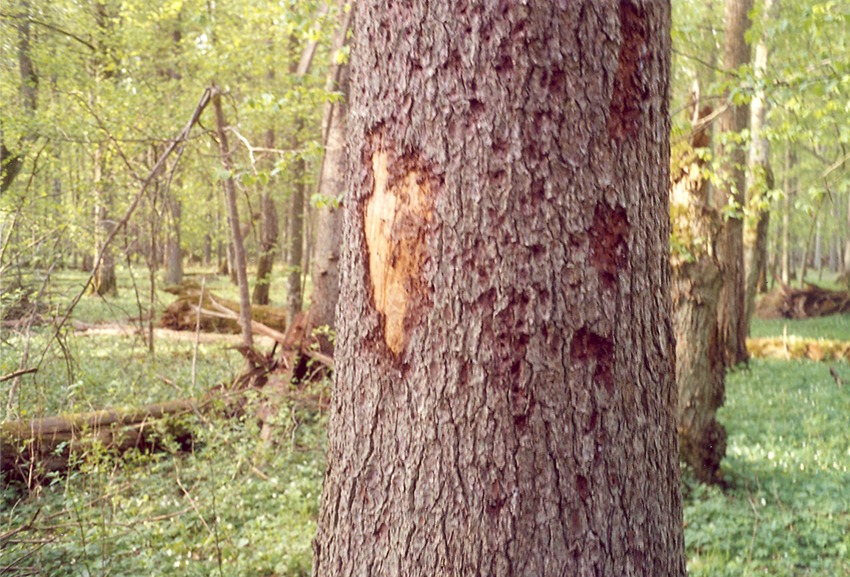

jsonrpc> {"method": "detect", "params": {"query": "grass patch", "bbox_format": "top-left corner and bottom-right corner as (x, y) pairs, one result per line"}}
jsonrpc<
(1, 399), (326, 577)
(750, 314), (850, 342)
(684, 359), (850, 576)
(2, 266), (323, 575)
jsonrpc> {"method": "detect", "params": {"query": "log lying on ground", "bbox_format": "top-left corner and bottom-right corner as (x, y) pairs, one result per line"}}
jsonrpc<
(755, 282), (850, 319)
(2, 400), (199, 481)
(160, 283), (286, 334)
(1, 353), (278, 484)
(747, 337), (850, 362)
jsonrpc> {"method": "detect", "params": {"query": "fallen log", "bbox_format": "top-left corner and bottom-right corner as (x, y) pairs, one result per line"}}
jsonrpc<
(2, 399), (200, 483)
(160, 284), (286, 334)
(756, 282), (850, 319)
(1, 351), (280, 485)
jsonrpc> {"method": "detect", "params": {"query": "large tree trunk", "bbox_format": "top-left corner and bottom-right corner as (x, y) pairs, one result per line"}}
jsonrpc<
(744, 0), (775, 332)
(715, 0), (753, 366)
(313, 3), (686, 576)
(304, 5), (352, 357)
(671, 101), (726, 485)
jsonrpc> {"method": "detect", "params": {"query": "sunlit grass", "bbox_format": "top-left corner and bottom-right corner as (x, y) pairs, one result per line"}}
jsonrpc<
(750, 313), (850, 341)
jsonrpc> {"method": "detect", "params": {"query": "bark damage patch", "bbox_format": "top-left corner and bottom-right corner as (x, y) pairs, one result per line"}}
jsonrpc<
(571, 327), (615, 399)
(364, 149), (433, 355)
(607, 0), (649, 141)
(589, 202), (629, 290)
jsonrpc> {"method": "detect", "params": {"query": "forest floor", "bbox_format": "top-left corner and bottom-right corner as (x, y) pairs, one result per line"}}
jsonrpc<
(2, 268), (849, 576)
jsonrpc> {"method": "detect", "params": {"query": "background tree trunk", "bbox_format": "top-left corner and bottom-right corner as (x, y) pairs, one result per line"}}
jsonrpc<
(252, 60), (280, 306)
(671, 101), (726, 484)
(744, 0), (775, 331)
(1, 0), (37, 195)
(253, 188), (279, 305)
(212, 87), (252, 348)
(780, 146), (796, 283)
(285, 37), (310, 325)
(304, 4), (352, 356)
(164, 198), (183, 285)
(91, 145), (117, 296)
(313, 3), (685, 576)
(844, 194), (850, 274)
(252, 133), (280, 307)
(286, 149), (305, 325)
(715, 0), (753, 366)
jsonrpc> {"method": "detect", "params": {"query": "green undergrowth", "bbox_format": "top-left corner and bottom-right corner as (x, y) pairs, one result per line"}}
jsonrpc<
(1, 267), (280, 418)
(684, 358), (850, 576)
(1, 329), (245, 418)
(2, 397), (326, 577)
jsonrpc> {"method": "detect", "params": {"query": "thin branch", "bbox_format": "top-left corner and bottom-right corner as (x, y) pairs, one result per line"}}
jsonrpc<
(672, 47), (727, 74)
(226, 127), (299, 171)
(0, 12), (96, 51)
(0, 367), (37, 384)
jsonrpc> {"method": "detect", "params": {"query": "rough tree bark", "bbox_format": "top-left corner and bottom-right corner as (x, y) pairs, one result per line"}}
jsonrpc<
(671, 98), (726, 485)
(715, 0), (753, 366)
(312, 2), (686, 576)
(304, 4), (352, 357)
(212, 87), (253, 348)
